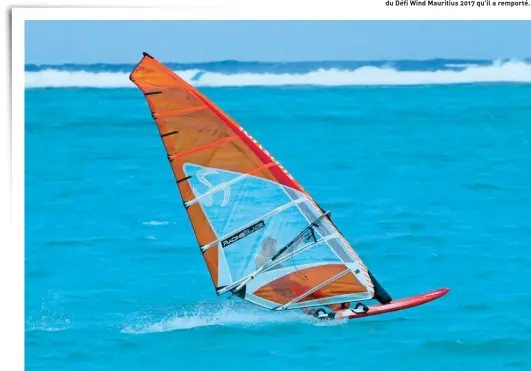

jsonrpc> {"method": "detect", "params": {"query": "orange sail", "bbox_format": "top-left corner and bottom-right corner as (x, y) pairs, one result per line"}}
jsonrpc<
(130, 52), (387, 310)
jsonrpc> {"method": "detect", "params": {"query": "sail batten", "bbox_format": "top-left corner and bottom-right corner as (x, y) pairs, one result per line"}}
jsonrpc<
(262, 233), (339, 273)
(130, 53), (381, 310)
(200, 198), (307, 252)
(282, 292), (374, 310)
(154, 105), (208, 118)
(173, 136), (239, 159)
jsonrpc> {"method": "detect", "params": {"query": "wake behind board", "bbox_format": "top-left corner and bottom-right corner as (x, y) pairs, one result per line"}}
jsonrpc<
(332, 288), (449, 320)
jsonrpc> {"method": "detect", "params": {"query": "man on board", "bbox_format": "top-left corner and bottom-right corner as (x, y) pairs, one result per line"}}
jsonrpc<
(256, 236), (352, 320)
(255, 236), (279, 269)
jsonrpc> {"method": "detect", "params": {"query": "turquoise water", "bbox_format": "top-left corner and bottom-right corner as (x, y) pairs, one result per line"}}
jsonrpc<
(25, 84), (531, 371)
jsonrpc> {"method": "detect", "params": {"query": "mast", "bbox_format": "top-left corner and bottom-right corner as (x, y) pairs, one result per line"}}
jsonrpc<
(368, 271), (392, 304)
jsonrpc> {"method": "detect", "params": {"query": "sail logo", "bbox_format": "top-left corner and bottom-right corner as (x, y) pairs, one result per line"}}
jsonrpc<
(193, 168), (231, 207)
(221, 220), (265, 248)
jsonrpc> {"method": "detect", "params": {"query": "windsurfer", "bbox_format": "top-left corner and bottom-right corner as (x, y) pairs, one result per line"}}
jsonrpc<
(306, 302), (354, 320)
(256, 236), (352, 319)
(255, 236), (279, 269)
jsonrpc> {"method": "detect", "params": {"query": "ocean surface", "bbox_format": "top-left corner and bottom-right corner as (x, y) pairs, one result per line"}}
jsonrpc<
(25, 59), (531, 371)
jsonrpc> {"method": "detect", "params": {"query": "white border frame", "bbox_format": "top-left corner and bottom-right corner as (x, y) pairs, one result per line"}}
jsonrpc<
(5, 4), (531, 371)
(13, 3), (531, 21)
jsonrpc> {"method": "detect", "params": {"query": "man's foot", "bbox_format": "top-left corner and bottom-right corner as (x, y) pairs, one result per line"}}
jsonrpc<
(352, 302), (369, 314)
(312, 308), (336, 320)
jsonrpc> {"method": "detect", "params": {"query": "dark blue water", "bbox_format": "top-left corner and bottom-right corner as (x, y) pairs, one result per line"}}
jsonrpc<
(25, 83), (531, 371)
(23, 58), (531, 73)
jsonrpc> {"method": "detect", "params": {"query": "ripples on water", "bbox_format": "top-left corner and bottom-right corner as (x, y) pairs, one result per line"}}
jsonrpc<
(25, 83), (531, 371)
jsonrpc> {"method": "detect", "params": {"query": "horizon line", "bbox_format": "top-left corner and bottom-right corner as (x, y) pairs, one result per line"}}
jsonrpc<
(24, 56), (531, 66)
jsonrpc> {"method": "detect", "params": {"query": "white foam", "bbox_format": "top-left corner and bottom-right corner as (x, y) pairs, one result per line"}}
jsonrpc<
(25, 314), (71, 332)
(195, 61), (531, 86)
(142, 221), (170, 226)
(445, 63), (480, 68)
(25, 69), (200, 88)
(120, 302), (317, 334)
(24, 60), (531, 88)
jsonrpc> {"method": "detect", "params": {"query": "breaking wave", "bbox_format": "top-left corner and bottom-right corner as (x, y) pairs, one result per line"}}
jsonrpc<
(25, 60), (531, 88)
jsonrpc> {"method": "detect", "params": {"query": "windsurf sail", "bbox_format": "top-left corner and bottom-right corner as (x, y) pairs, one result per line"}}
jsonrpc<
(130, 52), (392, 311)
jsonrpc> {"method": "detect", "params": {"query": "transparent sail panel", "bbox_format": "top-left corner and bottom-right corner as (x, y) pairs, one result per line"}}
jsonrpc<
(184, 163), (242, 207)
(217, 247), (233, 287)
(286, 241), (341, 267)
(222, 204), (316, 282)
(184, 164), (298, 237)
(282, 192), (360, 265)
